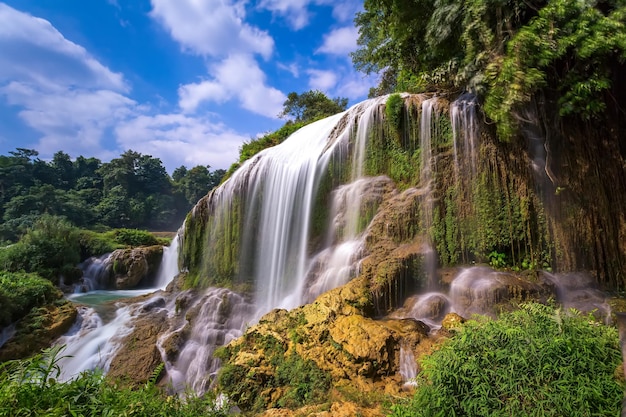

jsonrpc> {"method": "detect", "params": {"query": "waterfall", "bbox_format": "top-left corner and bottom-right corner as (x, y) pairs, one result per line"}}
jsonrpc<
(420, 98), (438, 286)
(0, 323), (16, 349)
(56, 305), (136, 381)
(399, 346), (418, 386)
(450, 94), (479, 181)
(203, 96), (389, 319)
(76, 253), (113, 292)
(154, 235), (180, 289)
(158, 288), (254, 393)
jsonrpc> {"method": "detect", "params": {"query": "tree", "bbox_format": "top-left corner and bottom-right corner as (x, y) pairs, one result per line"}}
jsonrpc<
(353, 0), (626, 139)
(279, 90), (348, 122)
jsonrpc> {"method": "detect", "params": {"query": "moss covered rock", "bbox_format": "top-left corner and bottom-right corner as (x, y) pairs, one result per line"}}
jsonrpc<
(0, 300), (77, 361)
(218, 276), (431, 413)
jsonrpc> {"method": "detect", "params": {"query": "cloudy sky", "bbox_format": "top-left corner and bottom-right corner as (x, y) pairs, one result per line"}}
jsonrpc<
(0, 0), (374, 172)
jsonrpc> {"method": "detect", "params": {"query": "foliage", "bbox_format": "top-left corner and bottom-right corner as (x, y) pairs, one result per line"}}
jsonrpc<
(217, 333), (330, 412)
(104, 228), (165, 247)
(0, 148), (225, 237)
(385, 93), (404, 134)
(239, 121), (307, 164)
(484, 0), (626, 139)
(279, 90), (348, 122)
(275, 354), (331, 409)
(0, 346), (231, 417)
(0, 271), (60, 327)
(0, 215), (81, 282)
(353, 0), (626, 140)
(390, 303), (623, 417)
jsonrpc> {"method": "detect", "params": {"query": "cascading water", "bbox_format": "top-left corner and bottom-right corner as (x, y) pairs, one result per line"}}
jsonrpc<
(419, 98), (438, 286)
(56, 305), (135, 381)
(202, 96), (389, 319)
(399, 346), (418, 386)
(450, 94), (479, 181)
(55, 237), (181, 380)
(154, 235), (180, 289)
(157, 288), (254, 393)
(75, 253), (113, 292)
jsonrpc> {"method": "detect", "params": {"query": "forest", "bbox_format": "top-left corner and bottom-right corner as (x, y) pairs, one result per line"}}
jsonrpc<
(0, 148), (225, 240)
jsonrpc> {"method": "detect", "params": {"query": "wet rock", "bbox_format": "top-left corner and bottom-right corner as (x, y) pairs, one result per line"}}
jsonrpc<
(110, 245), (164, 290)
(107, 309), (169, 386)
(220, 276), (438, 412)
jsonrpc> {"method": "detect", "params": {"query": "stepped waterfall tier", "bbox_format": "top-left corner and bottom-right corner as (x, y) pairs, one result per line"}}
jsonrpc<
(28, 93), (624, 412)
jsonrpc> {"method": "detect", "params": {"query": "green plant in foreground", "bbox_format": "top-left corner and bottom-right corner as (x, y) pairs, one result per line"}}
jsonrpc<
(389, 303), (623, 417)
(0, 345), (230, 417)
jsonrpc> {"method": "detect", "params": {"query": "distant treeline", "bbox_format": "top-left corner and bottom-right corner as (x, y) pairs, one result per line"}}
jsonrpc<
(0, 148), (225, 241)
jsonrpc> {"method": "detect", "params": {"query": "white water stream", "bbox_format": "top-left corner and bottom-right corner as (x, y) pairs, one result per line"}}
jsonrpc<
(55, 237), (181, 381)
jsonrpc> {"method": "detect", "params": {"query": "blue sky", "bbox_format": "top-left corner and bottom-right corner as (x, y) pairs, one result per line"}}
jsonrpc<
(0, 0), (374, 172)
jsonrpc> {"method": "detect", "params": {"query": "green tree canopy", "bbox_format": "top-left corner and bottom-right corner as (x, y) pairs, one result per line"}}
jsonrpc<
(353, 0), (626, 139)
(279, 90), (348, 123)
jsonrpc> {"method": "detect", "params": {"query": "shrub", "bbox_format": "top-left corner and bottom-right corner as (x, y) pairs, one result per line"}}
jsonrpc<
(106, 228), (164, 247)
(0, 271), (60, 327)
(385, 93), (404, 134)
(0, 215), (81, 283)
(390, 303), (623, 417)
(0, 345), (231, 417)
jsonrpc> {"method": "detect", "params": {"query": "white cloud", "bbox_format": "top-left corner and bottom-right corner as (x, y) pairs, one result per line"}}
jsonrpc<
(1, 81), (135, 157)
(277, 62), (300, 78)
(178, 54), (286, 118)
(316, 26), (358, 56)
(258, 0), (359, 29)
(150, 0), (274, 59)
(115, 113), (246, 170)
(307, 69), (338, 92)
(335, 71), (376, 98)
(0, 3), (251, 172)
(0, 3), (127, 92)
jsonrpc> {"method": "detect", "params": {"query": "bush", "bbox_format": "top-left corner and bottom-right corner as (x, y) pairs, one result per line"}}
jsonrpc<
(390, 303), (623, 417)
(105, 228), (163, 247)
(0, 215), (81, 283)
(77, 229), (122, 259)
(0, 271), (60, 327)
(0, 345), (231, 417)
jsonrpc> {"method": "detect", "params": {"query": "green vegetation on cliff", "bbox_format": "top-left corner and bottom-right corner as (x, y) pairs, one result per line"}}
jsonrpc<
(353, 0), (626, 140)
(391, 303), (623, 417)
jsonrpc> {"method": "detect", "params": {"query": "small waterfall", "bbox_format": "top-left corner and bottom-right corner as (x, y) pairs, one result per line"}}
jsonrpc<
(0, 323), (16, 349)
(420, 98), (438, 286)
(76, 253), (113, 292)
(56, 305), (136, 381)
(154, 235), (180, 289)
(450, 94), (479, 181)
(158, 288), (254, 393)
(399, 346), (417, 386)
(541, 271), (611, 322)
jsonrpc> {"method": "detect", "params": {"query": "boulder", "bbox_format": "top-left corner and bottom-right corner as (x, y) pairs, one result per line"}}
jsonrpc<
(110, 245), (163, 290)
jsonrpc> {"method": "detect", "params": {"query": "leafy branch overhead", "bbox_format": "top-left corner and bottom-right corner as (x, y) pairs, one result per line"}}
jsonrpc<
(353, 0), (626, 139)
